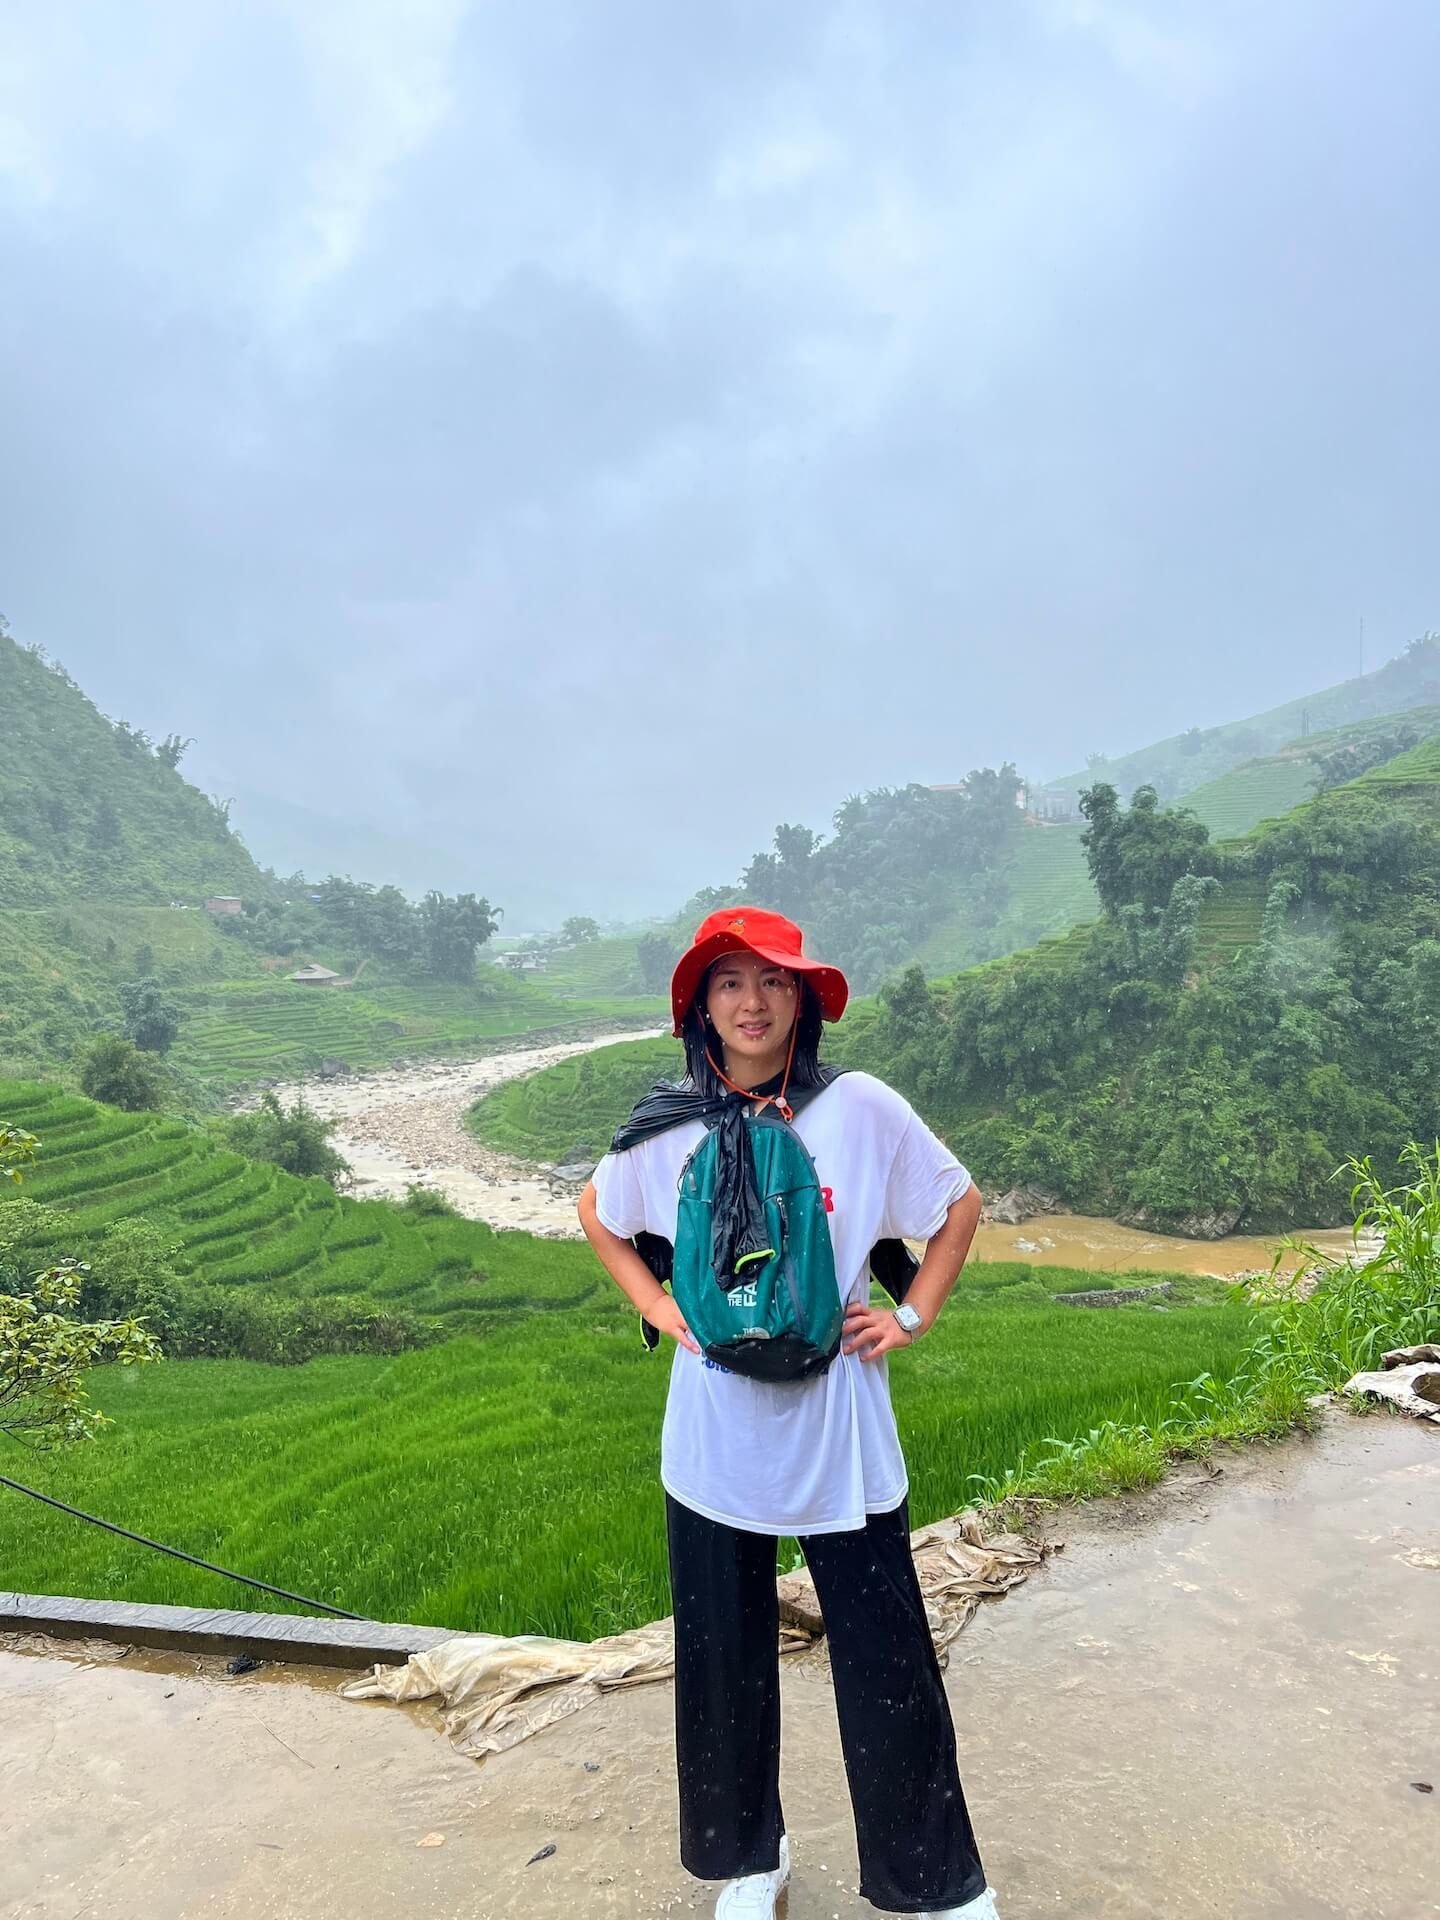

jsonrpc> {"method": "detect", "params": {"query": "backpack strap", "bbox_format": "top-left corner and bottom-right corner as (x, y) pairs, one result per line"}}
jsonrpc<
(635, 1231), (673, 1352)
(628, 1190), (917, 1355)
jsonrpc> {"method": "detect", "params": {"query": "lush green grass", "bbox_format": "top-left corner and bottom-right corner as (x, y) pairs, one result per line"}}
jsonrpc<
(0, 1283), (1252, 1636)
(973, 1143), (1440, 1504)
(0, 1079), (608, 1333)
(1, 1070), (1255, 1634)
(468, 1035), (683, 1162)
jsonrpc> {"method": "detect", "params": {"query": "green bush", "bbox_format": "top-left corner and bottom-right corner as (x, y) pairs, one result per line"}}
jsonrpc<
(216, 1092), (350, 1187)
(167, 1287), (433, 1363)
(77, 1035), (167, 1111)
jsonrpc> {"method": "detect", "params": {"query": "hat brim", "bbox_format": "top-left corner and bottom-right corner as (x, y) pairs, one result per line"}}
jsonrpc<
(669, 932), (850, 1037)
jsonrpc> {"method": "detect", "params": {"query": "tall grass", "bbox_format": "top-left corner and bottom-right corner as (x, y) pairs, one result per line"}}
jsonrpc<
(1248, 1143), (1439, 1382)
(970, 1144), (1440, 1504)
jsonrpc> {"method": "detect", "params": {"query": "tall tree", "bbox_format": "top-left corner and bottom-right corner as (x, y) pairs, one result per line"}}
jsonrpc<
(119, 977), (180, 1054)
(420, 892), (501, 982)
(1080, 784), (1211, 915)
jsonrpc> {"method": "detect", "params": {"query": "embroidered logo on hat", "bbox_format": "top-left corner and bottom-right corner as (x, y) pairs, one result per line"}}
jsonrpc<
(729, 917), (746, 932)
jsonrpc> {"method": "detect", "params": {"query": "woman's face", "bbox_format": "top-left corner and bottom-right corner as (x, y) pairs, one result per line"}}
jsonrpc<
(704, 953), (799, 1074)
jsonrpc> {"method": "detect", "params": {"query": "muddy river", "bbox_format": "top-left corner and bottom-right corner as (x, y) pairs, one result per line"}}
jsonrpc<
(264, 1032), (1369, 1275)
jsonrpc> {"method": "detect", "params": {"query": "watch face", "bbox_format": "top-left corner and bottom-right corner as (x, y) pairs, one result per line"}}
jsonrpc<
(896, 1305), (921, 1330)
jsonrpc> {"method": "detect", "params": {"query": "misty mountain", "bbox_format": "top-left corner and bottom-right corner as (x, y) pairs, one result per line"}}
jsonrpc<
(0, 628), (265, 908)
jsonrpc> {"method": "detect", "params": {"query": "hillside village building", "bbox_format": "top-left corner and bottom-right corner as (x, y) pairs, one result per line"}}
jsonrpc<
(203, 896), (244, 915)
(289, 964), (342, 986)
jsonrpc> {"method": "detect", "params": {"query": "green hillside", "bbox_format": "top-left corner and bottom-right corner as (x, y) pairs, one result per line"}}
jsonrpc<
(915, 697), (1440, 976)
(1182, 757), (1316, 839)
(482, 741), (1440, 1233)
(0, 629), (656, 1092)
(0, 904), (650, 1092)
(490, 933), (662, 1001)
(869, 760), (1440, 1231)
(0, 629), (268, 906)
(1356, 732), (1440, 789)
(469, 1034), (683, 1161)
(176, 974), (652, 1087)
(1040, 633), (1440, 808)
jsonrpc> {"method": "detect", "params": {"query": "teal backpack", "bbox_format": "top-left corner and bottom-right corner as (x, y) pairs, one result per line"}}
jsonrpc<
(669, 1103), (843, 1381)
(620, 1068), (919, 1381)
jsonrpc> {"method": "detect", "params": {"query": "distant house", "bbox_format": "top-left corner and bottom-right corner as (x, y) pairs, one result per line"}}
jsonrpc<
(204, 896), (244, 915)
(1028, 788), (1085, 824)
(497, 951), (548, 973)
(289, 964), (342, 986)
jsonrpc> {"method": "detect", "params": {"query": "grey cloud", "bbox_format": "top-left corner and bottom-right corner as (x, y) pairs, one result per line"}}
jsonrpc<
(1, 0), (1437, 923)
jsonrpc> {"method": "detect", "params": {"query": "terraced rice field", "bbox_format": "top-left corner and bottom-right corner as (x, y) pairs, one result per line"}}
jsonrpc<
(172, 977), (652, 1087)
(505, 936), (664, 1001)
(0, 1076), (1260, 1636)
(917, 824), (1098, 975)
(1183, 755), (1318, 839)
(468, 1035), (683, 1162)
(0, 1081), (604, 1329)
(1356, 733), (1440, 788)
(1192, 876), (1269, 968)
(0, 1277), (1252, 1637)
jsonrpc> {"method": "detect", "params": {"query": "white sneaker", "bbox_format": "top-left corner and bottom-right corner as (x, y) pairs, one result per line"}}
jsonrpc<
(714, 1832), (791, 1916)
(922, 1890), (1000, 1920)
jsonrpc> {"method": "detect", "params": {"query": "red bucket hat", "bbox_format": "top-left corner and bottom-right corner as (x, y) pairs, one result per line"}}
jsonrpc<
(669, 907), (849, 1037)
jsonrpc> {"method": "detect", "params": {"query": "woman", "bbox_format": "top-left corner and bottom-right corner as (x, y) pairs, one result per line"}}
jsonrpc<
(578, 908), (999, 1919)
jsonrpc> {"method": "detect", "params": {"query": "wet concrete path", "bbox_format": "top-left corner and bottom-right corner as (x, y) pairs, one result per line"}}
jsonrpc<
(3, 1412), (1436, 1918)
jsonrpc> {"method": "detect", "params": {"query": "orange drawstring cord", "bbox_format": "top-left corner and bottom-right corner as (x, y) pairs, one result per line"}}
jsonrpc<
(704, 1008), (800, 1122)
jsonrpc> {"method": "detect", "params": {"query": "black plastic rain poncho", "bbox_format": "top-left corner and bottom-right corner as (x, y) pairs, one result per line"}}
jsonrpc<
(609, 1065), (919, 1349)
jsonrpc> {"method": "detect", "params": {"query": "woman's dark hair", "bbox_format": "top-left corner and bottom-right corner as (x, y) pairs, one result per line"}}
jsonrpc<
(678, 964), (827, 1096)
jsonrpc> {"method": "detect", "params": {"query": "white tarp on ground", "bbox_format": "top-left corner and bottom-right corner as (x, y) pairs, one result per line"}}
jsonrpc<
(1342, 1343), (1440, 1424)
(340, 1510), (1051, 1760)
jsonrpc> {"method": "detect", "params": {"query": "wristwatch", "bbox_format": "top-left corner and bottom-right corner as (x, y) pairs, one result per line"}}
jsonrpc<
(893, 1303), (923, 1341)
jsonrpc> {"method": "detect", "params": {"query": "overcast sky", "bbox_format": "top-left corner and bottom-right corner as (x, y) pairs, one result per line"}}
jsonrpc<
(2, 1), (1437, 927)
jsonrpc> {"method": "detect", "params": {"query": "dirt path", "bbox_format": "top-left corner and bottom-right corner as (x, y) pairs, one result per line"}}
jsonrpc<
(4, 1411), (1435, 1919)
(257, 1028), (663, 1236)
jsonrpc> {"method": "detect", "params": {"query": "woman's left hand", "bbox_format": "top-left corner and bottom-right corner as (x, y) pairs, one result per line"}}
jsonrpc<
(841, 1300), (917, 1362)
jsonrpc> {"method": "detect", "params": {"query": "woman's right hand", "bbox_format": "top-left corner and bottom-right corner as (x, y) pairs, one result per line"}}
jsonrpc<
(644, 1292), (702, 1355)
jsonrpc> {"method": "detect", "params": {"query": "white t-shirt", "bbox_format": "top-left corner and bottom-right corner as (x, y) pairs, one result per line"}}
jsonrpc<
(589, 1071), (971, 1537)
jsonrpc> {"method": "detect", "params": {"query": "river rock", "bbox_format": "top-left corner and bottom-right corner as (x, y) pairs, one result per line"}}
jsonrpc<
(1115, 1203), (1244, 1240)
(550, 1159), (597, 1187)
(983, 1186), (1063, 1226)
(1055, 1281), (1174, 1308)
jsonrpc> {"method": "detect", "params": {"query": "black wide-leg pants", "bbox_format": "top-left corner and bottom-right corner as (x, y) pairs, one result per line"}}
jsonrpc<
(664, 1491), (989, 1914)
